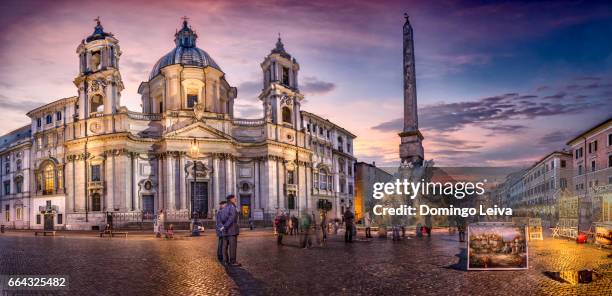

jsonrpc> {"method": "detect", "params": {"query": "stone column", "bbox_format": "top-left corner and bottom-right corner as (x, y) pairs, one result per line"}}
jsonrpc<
(157, 155), (164, 211)
(104, 82), (114, 115)
(179, 154), (187, 211)
(65, 160), (73, 212)
(225, 157), (231, 198)
(105, 154), (114, 211)
(166, 154), (175, 211)
(131, 153), (137, 211)
(213, 156), (220, 207)
(254, 160), (260, 209)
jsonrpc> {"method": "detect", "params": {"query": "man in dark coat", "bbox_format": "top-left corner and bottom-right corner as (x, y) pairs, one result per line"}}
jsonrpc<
(276, 211), (287, 245)
(215, 201), (227, 262)
(343, 209), (355, 243)
(219, 194), (241, 266)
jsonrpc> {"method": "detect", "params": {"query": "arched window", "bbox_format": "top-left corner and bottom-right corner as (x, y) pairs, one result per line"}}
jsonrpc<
(91, 51), (101, 71)
(282, 107), (292, 124)
(92, 193), (101, 211)
(43, 163), (55, 195)
(319, 169), (328, 190)
(16, 159), (21, 171)
(15, 176), (23, 194)
(90, 94), (104, 114)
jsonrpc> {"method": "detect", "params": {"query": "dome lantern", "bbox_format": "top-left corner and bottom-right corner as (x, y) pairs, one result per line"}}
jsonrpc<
(148, 18), (221, 80)
(174, 17), (197, 48)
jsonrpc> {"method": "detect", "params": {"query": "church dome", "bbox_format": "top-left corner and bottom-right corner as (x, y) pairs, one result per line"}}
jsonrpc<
(149, 20), (221, 80)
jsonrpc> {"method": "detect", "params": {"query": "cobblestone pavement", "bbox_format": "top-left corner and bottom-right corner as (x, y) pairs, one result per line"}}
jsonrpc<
(0, 230), (610, 296)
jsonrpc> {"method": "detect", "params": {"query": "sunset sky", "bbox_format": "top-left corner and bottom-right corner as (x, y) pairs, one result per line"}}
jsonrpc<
(1, 0), (611, 167)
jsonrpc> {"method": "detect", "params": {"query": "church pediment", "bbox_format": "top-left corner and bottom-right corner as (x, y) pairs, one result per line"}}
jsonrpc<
(164, 122), (234, 141)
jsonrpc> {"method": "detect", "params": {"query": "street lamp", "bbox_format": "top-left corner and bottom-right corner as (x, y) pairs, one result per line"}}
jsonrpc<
(190, 138), (200, 236)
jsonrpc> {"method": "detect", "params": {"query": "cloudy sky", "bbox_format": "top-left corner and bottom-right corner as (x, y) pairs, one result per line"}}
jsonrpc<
(1, 0), (611, 167)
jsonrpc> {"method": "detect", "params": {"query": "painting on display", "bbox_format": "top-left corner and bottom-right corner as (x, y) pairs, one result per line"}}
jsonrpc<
(594, 224), (612, 246)
(467, 222), (528, 270)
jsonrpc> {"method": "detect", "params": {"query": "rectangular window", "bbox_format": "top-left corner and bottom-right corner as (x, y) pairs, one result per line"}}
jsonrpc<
(592, 160), (596, 172)
(91, 165), (101, 182)
(56, 111), (62, 121)
(609, 155), (612, 168)
(578, 165), (583, 175)
(594, 140), (598, 152)
(57, 214), (63, 225)
(321, 174), (327, 190)
(560, 178), (567, 189)
(36, 214), (41, 224)
(561, 160), (566, 168)
(187, 94), (198, 108)
(609, 133), (612, 146)
(3, 181), (9, 195)
(159, 102), (164, 113)
(287, 170), (295, 185)
(46, 115), (52, 124)
(16, 207), (22, 220)
(282, 67), (289, 86)
(36, 118), (42, 127)
(348, 183), (354, 195)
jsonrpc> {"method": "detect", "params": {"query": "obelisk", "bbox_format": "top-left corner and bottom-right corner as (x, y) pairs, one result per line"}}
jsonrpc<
(399, 13), (424, 166)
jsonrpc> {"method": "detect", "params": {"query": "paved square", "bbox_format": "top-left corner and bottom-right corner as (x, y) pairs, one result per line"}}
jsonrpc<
(0, 230), (610, 295)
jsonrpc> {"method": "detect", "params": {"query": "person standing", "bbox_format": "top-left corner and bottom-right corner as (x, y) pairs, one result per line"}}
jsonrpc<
(220, 195), (241, 266)
(343, 209), (355, 243)
(292, 215), (299, 235)
(300, 210), (313, 248)
(364, 212), (372, 238)
(287, 213), (293, 236)
(320, 211), (328, 241)
(276, 210), (287, 245)
(154, 209), (165, 238)
(458, 223), (466, 242)
(215, 201), (227, 262)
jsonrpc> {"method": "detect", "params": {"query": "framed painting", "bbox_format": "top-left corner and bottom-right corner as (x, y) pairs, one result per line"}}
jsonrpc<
(467, 222), (528, 270)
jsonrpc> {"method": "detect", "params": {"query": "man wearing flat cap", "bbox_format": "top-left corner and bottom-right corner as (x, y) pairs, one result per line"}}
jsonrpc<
(219, 194), (241, 266)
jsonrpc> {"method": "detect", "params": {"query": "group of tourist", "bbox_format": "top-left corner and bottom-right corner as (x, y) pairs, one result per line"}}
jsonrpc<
(273, 209), (329, 248)
(272, 208), (361, 246)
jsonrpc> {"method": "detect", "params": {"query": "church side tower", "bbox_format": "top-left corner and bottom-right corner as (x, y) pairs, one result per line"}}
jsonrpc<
(259, 35), (303, 129)
(74, 18), (123, 119)
(399, 14), (424, 166)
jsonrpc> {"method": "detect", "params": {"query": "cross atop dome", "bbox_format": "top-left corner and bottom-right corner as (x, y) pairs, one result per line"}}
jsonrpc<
(271, 33), (291, 59)
(86, 16), (113, 42)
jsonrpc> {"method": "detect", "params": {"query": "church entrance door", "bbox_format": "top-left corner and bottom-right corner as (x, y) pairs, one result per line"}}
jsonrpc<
(191, 182), (208, 219)
(142, 195), (154, 220)
(44, 214), (54, 231)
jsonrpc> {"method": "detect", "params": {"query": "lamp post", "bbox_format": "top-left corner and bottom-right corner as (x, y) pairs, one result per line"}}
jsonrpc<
(190, 138), (200, 236)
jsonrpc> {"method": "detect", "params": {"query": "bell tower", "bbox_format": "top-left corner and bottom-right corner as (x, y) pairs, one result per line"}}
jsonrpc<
(259, 34), (303, 128)
(74, 17), (123, 119)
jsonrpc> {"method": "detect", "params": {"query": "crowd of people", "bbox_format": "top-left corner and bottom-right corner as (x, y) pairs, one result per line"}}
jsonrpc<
(150, 198), (470, 269)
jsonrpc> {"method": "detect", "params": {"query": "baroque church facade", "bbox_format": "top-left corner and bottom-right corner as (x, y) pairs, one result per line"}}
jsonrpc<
(0, 19), (356, 230)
